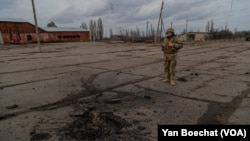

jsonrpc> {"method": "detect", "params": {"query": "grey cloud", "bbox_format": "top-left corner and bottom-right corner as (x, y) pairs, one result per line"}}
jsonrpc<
(0, 0), (17, 9)
(0, 0), (249, 34)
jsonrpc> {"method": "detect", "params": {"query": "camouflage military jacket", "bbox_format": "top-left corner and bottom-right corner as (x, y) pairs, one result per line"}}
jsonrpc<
(162, 36), (183, 54)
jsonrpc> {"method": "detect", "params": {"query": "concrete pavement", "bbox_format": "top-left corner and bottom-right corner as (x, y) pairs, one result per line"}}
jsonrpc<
(0, 41), (249, 140)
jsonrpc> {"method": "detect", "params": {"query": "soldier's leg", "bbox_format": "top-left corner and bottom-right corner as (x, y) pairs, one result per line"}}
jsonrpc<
(166, 59), (172, 77)
(162, 53), (166, 74)
(169, 58), (177, 85)
(169, 59), (176, 80)
(162, 58), (170, 82)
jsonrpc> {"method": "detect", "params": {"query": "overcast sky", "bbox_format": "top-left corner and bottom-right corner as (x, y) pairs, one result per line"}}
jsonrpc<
(0, 0), (249, 36)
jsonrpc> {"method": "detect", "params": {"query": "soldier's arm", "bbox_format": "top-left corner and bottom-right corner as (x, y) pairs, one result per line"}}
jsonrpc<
(173, 37), (183, 49)
(162, 39), (167, 48)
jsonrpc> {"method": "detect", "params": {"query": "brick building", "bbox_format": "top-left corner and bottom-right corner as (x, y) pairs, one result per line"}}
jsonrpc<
(0, 18), (90, 44)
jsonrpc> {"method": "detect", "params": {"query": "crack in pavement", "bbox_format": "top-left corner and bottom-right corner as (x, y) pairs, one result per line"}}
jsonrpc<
(0, 70), (152, 120)
(198, 82), (250, 124)
(0, 77), (59, 89)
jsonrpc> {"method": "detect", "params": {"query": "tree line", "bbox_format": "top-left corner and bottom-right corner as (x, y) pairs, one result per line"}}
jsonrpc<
(84, 19), (156, 42)
(205, 19), (250, 40)
(180, 19), (250, 41)
(48, 18), (250, 41)
(109, 26), (156, 42)
(89, 18), (103, 41)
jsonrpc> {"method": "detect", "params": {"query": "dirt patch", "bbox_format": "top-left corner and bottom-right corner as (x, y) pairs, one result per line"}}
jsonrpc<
(57, 108), (150, 141)
(30, 133), (52, 141)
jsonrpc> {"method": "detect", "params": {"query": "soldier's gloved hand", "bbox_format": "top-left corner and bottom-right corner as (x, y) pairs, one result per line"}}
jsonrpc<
(169, 43), (174, 47)
(162, 43), (166, 49)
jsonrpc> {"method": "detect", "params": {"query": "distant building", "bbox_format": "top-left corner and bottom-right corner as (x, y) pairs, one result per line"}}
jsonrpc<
(0, 18), (90, 44)
(178, 32), (209, 42)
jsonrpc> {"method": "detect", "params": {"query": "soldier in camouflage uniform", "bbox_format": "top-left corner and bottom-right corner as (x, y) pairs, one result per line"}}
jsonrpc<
(161, 28), (183, 85)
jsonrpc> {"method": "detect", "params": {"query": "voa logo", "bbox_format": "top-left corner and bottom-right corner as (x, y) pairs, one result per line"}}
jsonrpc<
(221, 129), (245, 137)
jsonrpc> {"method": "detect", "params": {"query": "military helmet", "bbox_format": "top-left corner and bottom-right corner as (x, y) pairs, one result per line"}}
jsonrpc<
(166, 28), (175, 33)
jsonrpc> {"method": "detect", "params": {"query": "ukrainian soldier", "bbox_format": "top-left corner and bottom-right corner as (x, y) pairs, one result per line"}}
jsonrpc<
(161, 28), (183, 86)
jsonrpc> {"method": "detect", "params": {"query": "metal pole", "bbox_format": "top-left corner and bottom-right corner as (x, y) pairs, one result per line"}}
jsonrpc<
(31, 0), (41, 52)
(186, 17), (188, 33)
(161, 17), (165, 37)
(146, 21), (149, 38)
(156, 0), (164, 43)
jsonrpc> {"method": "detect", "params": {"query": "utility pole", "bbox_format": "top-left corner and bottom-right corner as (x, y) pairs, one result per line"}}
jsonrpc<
(151, 24), (153, 37)
(160, 16), (165, 37)
(156, 0), (164, 44)
(234, 26), (237, 40)
(31, 0), (41, 52)
(186, 17), (188, 33)
(146, 21), (149, 38)
(225, 21), (228, 30)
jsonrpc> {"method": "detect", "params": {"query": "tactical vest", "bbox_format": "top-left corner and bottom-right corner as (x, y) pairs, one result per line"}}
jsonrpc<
(162, 37), (179, 54)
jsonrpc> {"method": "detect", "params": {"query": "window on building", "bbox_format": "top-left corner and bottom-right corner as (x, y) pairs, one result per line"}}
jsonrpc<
(62, 35), (80, 39)
(27, 35), (32, 40)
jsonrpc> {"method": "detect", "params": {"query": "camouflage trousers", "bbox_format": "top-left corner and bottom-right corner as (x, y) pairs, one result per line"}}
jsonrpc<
(163, 53), (177, 80)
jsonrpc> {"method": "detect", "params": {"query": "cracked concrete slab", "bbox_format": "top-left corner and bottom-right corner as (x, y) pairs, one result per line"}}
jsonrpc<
(0, 73), (81, 115)
(82, 57), (161, 70)
(136, 73), (214, 96)
(228, 107), (250, 124)
(122, 62), (164, 77)
(92, 71), (145, 90)
(0, 67), (106, 116)
(0, 106), (72, 141)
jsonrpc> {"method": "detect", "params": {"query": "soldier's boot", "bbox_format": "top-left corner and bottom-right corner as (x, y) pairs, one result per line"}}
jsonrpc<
(162, 79), (170, 83)
(170, 80), (175, 86)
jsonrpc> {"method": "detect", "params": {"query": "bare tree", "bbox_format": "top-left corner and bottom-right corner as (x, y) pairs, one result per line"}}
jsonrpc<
(93, 20), (97, 40)
(210, 19), (214, 33)
(119, 29), (124, 36)
(225, 22), (228, 31)
(80, 22), (88, 30)
(205, 21), (210, 32)
(47, 21), (57, 27)
(136, 27), (141, 38)
(141, 31), (145, 38)
(130, 30), (136, 39)
(97, 18), (104, 40)
(89, 18), (104, 41)
(109, 28), (113, 38)
(150, 24), (155, 38)
(89, 20), (94, 40)
(181, 29), (186, 34)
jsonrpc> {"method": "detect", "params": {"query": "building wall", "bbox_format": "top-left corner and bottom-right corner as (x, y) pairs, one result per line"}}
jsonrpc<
(0, 21), (44, 44)
(0, 31), (3, 44)
(194, 33), (208, 41)
(0, 21), (39, 33)
(43, 32), (90, 42)
(178, 34), (187, 41)
(178, 32), (208, 41)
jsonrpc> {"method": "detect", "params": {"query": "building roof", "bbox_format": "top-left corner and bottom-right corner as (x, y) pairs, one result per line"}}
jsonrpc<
(0, 18), (28, 23)
(41, 27), (88, 32)
(178, 32), (209, 36)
